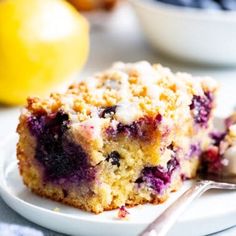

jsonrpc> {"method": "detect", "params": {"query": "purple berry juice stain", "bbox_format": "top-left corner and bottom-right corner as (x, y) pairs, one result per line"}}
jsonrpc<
(28, 111), (96, 184)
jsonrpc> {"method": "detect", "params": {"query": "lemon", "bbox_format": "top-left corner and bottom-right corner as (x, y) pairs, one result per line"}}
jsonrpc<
(0, 0), (89, 105)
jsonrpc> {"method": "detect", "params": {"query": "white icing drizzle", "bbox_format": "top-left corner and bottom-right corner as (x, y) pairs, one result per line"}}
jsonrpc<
(71, 117), (103, 141)
(115, 101), (140, 124)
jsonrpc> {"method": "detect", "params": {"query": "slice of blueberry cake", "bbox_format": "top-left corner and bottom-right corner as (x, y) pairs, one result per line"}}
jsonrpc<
(17, 61), (217, 213)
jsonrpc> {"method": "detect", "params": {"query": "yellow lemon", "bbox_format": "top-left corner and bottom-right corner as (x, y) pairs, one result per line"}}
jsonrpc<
(0, 0), (89, 105)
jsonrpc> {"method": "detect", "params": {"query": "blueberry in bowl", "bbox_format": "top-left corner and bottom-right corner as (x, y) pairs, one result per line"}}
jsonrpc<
(155, 0), (236, 10)
(129, 0), (236, 65)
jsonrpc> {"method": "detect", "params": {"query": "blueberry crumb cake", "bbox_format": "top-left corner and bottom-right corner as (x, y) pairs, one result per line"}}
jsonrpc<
(17, 61), (218, 213)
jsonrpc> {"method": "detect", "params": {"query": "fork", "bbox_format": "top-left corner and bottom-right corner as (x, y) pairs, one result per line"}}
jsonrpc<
(140, 174), (236, 236)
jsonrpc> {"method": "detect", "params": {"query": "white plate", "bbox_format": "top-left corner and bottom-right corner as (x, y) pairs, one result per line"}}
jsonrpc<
(0, 135), (236, 236)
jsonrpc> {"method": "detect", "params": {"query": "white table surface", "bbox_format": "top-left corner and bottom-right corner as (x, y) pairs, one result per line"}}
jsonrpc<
(0, 3), (236, 236)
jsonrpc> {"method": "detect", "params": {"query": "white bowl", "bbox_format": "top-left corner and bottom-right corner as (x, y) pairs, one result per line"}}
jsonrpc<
(129, 0), (236, 65)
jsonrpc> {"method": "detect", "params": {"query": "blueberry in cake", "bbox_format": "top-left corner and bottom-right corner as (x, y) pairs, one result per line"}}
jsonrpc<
(17, 61), (217, 213)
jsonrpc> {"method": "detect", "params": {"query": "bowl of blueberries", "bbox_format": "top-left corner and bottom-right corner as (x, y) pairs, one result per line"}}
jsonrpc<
(130, 0), (236, 65)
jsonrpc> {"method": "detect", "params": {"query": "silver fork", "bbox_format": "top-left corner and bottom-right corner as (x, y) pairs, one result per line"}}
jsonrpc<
(140, 173), (236, 236)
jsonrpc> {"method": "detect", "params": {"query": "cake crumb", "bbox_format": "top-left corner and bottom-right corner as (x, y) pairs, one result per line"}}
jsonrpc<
(229, 124), (236, 137)
(117, 206), (130, 220)
(53, 207), (60, 212)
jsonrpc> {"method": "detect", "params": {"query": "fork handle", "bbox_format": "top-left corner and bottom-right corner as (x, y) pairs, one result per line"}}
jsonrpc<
(140, 181), (213, 236)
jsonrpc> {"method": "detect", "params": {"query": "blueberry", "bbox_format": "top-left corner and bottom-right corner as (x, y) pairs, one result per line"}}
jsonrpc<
(156, 0), (204, 8)
(137, 166), (170, 193)
(62, 189), (68, 198)
(106, 114), (162, 141)
(106, 151), (121, 167)
(189, 143), (201, 157)
(28, 111), (96, 184)
(167, 143), (174, 150)
(200, 146), (222, 174)
(136, 157), (179, 193)
(190, 92), (213, 127)
(167, 156), (180, 172)
(99, 106), (117, 118)
(155, 0), (222, 10)
(157, 0), (186, 7)
(196, 0), (221, 9)
(210, 131), (226, 146)
(220, 0), (236, 10)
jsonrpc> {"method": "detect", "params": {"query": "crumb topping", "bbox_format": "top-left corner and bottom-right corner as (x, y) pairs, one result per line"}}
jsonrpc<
(117, 205), (129, 220)
(24, 61), (218, 139)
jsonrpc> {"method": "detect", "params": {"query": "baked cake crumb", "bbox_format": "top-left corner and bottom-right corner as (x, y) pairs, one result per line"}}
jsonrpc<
(53, 207), (61, 212)
(117, 206), (130, 220)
